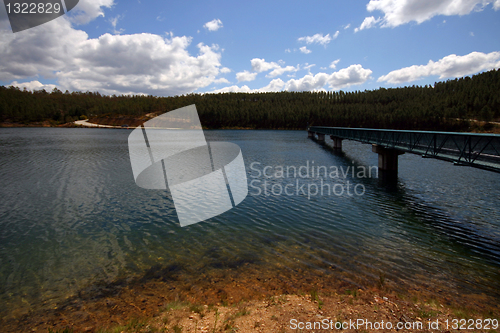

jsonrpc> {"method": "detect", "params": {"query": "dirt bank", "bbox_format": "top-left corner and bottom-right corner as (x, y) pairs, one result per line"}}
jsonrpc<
(1, 260), (498, 333)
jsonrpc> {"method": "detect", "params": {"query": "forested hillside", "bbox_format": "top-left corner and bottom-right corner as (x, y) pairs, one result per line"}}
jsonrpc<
(1, 69), (499, 131)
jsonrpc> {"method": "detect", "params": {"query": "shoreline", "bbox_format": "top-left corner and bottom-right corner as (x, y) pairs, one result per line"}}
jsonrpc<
(0, 121), (300, 130)
(1, 120), (499, 133)
(1, 259), (498, 333)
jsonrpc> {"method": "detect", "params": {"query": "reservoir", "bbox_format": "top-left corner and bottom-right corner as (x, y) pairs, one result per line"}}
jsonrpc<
(0, 128), (499, 319)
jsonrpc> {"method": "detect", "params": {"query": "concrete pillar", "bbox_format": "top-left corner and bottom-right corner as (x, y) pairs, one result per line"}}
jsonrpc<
(330, 135), (343, 150)
(317, 133), (325, 142)
(372, 144), (405, 173)
(308, 131), (314, 138)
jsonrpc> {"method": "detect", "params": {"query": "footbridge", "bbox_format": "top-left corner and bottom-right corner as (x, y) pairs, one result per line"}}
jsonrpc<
(308, 127), (500, 175)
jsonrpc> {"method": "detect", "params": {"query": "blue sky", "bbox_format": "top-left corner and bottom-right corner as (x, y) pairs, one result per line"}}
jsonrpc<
(0, 0), (499, 96)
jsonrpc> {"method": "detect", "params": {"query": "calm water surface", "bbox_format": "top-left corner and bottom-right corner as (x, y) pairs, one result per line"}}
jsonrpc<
(0, 128), (499, 318)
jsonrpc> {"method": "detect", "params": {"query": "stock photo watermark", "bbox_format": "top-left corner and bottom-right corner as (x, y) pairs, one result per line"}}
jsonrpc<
(128, 105), (248, 227)
(3, 0), (79, 33)
(249, 161), (378, 199)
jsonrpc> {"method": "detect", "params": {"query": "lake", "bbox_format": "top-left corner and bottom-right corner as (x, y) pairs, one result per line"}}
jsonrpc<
(0, 128), (499, 319)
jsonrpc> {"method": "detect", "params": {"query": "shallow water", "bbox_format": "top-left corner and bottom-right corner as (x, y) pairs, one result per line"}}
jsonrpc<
(0, 128), (499, 318)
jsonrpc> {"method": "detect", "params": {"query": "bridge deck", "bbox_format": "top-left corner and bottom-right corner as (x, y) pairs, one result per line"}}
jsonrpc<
(309, 127), (500, 173)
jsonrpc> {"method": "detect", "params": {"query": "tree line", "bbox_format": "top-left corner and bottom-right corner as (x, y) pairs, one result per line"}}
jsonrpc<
(1, 69), (499, 131)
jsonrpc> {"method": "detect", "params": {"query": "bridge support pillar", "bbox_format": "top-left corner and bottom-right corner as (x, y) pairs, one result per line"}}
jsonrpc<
(372, 145), (405, 177)
(317, 133), (325, 142)
(308, 131), (314, 138)
(330, 136), (343, 150)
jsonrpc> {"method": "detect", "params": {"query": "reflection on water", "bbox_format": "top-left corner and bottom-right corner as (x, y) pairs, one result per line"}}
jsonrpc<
(0, 128), (499, 319)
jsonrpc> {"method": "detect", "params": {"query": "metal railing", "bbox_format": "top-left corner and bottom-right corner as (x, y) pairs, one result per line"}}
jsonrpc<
(309, 127), (500, 173)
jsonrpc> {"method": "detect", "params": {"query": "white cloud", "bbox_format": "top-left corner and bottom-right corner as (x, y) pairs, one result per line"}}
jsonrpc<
(285, 48), (291, 53)
(298, 33), (336, 46)
(251, 58), (280, 72)
(220, 67), (231, 74)
(0, 18), (89, 82)
(299, 46), (312, 54)
(330, 59), (341, 69)
(67, 0), (115, 25)
(204, 19), (223, 31)
(303, 63), (316, 73)
(213, 78), (230, 84)
(208, 79), (285, 94)
(285, 64), (372, 91)
(249, 58), (298, 77)
(328, 65), (373, 90)
(0, 16), (227, 96)
(354, 16), (380, 32)
(259, 78), (286, 92)
(366, 0), (499, 28)
(378, 51), (500, 83)
(9, 80), (57, 91)
(267, 66), (297, 78)
(344, 24), (351, 29)
(109, 15), (124, 35)
(236, 70), (257, 82)
(210, 65), (372, 93)
(285, 73), (330, 91)
(209, 85), (252, 93)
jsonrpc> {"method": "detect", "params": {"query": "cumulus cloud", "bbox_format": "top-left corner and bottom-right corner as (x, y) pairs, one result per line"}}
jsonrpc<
(213, 78), (230, 84)
(248, 58), (298, 78)
(68, 35), (223, 95)
(210, 65), (371, 94)
(378, 51), (500, 83)
(204, 19), (223, 31)
(251, 58), (280, 72)
(67, 0), (115, 25)
(0, 16), (227, 96)
(299, 46), (312, 54)
(208, 79), (285, 94)
(366, 0), (499, 28)
(236, 70), (257, 82)
(298, 33), (337, 46)
(0, 18), (88, 81)
(208, 85), (252, 93)
(354, 16), (380, 32)
(285, 65), (372, 91)
(268, 66), (297, 78)
(259, 79), (286, 92)
(328, 65), (373, 89)
(9, 80), (57, 91)
(285, 73), (329, 91)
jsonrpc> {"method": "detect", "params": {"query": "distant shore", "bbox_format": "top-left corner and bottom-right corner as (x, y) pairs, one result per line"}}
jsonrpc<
(74, 119), (131, 129)
(1, 118), (499, 133)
